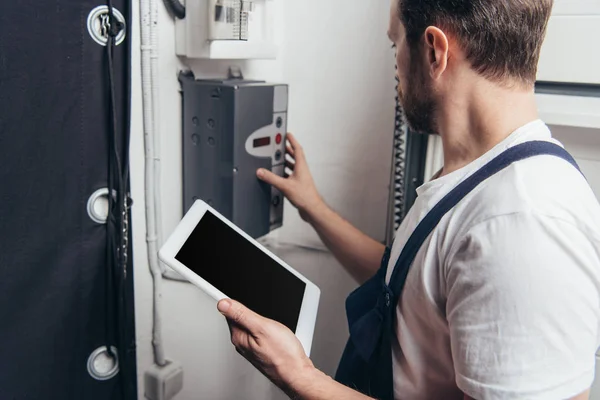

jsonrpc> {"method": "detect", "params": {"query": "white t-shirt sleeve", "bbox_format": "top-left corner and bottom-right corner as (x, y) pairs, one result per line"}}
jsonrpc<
(446, 211), (600, 400)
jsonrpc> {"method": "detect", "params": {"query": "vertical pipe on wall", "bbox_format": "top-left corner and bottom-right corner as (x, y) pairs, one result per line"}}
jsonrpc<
(140, 0), (167, 367)
(149, 0), (186, 282)
(150, 0), (164, 253)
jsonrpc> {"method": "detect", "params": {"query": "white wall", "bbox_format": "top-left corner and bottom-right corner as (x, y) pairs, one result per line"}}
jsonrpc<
(273, 0), (396, 249)
(130, 0), (395, 399)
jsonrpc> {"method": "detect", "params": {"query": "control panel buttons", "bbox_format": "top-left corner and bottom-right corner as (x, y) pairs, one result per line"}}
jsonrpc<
(274, 150), (282, 161)
(275, 133), (282, 145)
(276, 117), (283, 128)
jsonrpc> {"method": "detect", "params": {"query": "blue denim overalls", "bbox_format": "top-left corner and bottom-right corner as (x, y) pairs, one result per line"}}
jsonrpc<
(334, 141), (582, 400)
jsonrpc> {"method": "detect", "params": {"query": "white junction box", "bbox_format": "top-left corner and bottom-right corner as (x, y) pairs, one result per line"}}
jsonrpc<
(535, 0), (600, 129)
(537, 0), (600, 85)
(176, 0), (279, 59)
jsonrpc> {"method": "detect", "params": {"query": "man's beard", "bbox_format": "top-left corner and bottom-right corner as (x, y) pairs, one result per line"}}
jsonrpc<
(398, 61), (439, 135)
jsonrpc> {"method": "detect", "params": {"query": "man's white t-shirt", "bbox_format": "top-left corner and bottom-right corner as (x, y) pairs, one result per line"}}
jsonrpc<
(387, 120), (600, 400)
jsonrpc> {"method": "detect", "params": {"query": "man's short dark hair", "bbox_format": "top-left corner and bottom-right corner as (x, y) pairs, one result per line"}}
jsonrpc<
(399, 0), (553, 85)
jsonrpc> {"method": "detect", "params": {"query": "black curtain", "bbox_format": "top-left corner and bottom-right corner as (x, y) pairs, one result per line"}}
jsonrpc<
(0, 0), (136, 398)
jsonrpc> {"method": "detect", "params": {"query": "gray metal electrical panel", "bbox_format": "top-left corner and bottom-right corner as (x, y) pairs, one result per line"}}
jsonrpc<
(179, 71), (287, 238)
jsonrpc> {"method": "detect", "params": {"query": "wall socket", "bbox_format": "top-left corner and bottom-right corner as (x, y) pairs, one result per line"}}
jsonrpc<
(144, 360), (184, 400)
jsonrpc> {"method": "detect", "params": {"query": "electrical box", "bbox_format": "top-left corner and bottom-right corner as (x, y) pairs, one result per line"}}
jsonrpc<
(179, 71), (287, 239)
(535, 0), (600, 129)
(537, 0), (600, 85)
(176, 0), (278, 59)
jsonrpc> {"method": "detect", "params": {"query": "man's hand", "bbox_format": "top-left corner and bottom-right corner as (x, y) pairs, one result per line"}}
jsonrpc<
(257, 132), (385, 283)
(218, 299), (374, 400)
(217, 298), (316, 396)
(257, 133), (324, 222)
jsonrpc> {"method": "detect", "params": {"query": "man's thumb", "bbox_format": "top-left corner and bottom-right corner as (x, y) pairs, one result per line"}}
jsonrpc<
(218, 299), (261, 332)
(257, 168), (287, 190)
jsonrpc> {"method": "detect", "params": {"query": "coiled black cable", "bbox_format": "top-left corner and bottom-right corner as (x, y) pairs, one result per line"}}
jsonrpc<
(391, 73), (407, 230)
(163, 0), (185, 19)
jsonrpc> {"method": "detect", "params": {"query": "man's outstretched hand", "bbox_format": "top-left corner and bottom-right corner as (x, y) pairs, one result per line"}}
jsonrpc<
(256, 133), (325, 222)
(217, 299), (316, 397)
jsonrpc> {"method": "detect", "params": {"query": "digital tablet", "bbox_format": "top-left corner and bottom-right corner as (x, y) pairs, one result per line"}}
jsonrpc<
(158, 200), (321, 356)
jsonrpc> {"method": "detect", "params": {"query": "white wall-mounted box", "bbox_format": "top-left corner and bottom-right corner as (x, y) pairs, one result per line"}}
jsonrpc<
(537, 0), (600, 85)
(175, 0), (279, 60)
(536, 93), (600, 129)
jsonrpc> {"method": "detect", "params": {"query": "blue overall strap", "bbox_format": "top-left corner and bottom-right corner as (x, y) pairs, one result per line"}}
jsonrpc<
(389, 140), (582, 290)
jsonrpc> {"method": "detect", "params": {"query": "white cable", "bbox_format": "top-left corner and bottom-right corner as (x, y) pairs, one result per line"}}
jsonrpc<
(149, 0), (188, 283)
(140, 0), (167, 367)
(149, 0), (166, 274)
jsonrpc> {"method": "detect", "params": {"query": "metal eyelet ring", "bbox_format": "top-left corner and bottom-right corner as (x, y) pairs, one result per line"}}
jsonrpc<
(87, 5), (126, 47)
(87, 188), (111, 224)
(87, 346), (119, 381)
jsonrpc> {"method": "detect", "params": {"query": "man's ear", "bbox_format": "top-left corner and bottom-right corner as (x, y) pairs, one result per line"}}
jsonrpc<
(424, 26), (449, 80)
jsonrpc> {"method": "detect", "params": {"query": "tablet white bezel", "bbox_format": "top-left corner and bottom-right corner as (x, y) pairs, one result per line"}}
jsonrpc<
(158, 200), (321, 356)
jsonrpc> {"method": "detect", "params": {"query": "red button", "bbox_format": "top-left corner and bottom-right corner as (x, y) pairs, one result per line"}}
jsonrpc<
(275, 133), (282, 144)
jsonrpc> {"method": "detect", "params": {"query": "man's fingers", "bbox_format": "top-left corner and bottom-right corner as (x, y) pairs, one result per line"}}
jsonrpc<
(285, 141), (295, 158)
(230, 324), (249, 348)
(285, 160), (295, 172)
(286, 145), (295, 158)
(286, 133), (305, 160)
(257, 168), (289, 191)
(218, 299), (263, 334)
